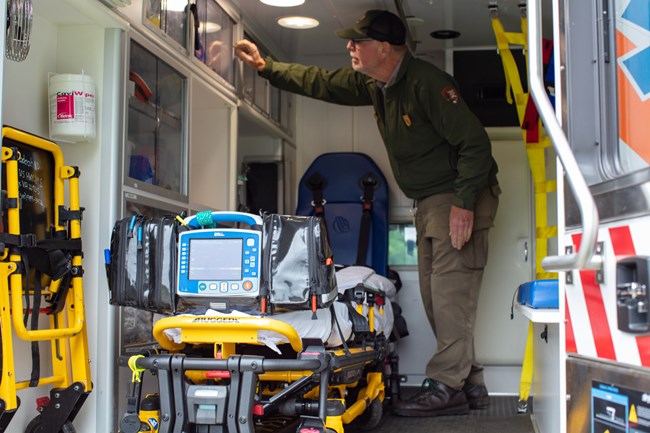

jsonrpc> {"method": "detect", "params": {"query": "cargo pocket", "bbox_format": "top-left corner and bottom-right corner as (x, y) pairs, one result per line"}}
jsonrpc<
(461, 229), (489, 270)
(473, 187), (499, 231)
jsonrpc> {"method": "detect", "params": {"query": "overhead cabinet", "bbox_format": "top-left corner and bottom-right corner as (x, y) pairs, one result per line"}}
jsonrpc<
(143, 0), (190, 52)
(126, 38), (188, 200)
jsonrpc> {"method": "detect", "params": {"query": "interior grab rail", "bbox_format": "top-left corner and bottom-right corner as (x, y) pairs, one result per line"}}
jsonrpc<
(527, 0), (602, 272)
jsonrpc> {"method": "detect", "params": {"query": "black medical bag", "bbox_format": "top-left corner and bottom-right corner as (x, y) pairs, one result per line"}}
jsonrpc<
(107, 215), (182, 314)
(262, 214), (338, 311)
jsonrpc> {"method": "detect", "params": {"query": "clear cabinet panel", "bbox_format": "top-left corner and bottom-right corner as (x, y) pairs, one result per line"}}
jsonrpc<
(241, 32), (269, 110)
(193, 0), (235, 85)
(144, 0), (189, 50)
(127, 40), (187, 197)
(240, 32), (292, 132)
(281, 90), (292, 133)
(270, 85), (281, 123)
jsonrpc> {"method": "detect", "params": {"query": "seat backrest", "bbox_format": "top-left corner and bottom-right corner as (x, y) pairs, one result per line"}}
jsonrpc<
(296, 152), (389, 276)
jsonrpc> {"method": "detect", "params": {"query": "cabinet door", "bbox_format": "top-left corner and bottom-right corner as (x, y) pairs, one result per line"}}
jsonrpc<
(241, 33), (269, 110)
(193, 0), (235, 85)
(143, 0), (189, 51)
(127, 39), (187, 199)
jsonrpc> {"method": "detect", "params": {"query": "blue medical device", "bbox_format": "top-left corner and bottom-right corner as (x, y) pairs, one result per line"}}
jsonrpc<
(177, 212), (262, 298)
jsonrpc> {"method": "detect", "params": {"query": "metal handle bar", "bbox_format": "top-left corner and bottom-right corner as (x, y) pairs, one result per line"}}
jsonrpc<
(184, 211), (263, 228)
(528, 0), (601, 271)
(126, 354), (322, 373)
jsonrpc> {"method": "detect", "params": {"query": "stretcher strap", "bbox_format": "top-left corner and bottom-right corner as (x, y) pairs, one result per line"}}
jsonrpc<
(20, 255), (42, 388)
(345, 303), (370, 334)
(518, 322), (534, 404)
(29, 271), (42, 387)
(330, 303), (351, 356)
(306, 173), (326, 217)
(356, 175), (377, 267)
(0, 233), (81, 280)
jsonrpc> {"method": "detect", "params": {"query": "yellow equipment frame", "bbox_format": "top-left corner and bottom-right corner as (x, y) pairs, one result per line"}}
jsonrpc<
(0, 126), (92, 430)
(490, 3), (558, 412)
(143, 314), (386, 433)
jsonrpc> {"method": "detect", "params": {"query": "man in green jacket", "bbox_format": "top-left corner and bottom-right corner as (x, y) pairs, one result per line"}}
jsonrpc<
(235, 9), (499, 417)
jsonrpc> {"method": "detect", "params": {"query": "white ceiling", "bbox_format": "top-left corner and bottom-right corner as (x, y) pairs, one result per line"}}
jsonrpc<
(231, 0), (553, 62)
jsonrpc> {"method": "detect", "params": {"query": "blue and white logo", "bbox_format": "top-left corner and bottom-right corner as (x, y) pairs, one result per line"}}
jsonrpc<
(619, 0), (650, 100)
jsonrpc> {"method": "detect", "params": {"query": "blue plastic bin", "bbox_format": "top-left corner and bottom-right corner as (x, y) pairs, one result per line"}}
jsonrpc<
(517, 279), (559, 309)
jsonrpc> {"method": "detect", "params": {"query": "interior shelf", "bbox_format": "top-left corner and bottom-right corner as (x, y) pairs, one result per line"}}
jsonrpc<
(515, 303), (561, 323)
(129, 96), (182, 129)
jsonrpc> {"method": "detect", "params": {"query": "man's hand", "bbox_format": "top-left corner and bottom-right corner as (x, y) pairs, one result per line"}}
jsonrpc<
(449, 205), (474, 250)
(234, 40), (266, 71)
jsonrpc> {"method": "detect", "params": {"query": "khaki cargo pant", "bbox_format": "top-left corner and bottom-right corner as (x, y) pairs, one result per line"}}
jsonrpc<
(414, 186), (500, 390)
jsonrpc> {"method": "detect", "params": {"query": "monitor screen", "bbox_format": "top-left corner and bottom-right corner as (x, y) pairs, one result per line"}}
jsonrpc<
(188, 238), (243, 281)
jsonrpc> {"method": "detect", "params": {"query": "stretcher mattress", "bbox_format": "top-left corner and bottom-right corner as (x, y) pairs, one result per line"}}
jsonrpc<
(162, 266), (395, 353)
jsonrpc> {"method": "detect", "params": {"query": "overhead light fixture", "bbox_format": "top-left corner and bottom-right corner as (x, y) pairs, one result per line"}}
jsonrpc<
(430, 30), (461, 39)
(277, 16), (319, 29)
(166, 0), (188, 12)
(260, 0), (305, 6)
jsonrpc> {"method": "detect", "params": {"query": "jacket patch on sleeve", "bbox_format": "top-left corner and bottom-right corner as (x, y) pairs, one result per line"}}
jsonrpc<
(440, 86), (460, 104)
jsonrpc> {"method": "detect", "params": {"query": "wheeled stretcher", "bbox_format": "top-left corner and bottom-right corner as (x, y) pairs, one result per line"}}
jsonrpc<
(113, 211), (400, 433)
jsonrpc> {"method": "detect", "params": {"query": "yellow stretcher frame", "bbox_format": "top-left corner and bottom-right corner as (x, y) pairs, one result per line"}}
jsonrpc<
(131, 307), (387, 433)
(0, 127), (92, 426)
(490, 5), (558, 410)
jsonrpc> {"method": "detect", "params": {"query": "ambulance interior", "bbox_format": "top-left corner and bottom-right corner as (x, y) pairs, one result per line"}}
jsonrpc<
(3, 0), (648, 433)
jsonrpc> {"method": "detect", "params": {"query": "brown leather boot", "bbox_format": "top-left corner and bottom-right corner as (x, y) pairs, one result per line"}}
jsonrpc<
(462, 382), (489, 409)
(392, 379), (470, 417)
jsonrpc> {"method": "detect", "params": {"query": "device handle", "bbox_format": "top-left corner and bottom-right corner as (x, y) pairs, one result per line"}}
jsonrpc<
(184, 211), (263, 229)
(152, 315), (304, 353)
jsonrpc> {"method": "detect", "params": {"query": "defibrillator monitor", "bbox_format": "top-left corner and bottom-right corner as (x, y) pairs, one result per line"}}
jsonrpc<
(177, 228), (261, 298)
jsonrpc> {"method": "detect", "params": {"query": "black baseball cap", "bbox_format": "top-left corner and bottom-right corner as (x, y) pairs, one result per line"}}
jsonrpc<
(336, 10), (406, 45)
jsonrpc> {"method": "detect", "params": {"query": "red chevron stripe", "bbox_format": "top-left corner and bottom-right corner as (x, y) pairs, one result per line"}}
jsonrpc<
(572, 233), (617, 360)
(565, 295), (577, 353)
(609, 226), (635, 257)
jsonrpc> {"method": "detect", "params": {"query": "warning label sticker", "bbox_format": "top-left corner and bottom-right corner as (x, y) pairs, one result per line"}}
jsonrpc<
(592, 381), (650, 433)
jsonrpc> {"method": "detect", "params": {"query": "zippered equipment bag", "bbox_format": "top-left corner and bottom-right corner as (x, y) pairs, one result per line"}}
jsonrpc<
(262, 213), (338, 314)
(108, 214), (181, 314)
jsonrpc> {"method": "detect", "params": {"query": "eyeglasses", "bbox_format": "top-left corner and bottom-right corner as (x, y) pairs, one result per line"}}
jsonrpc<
(349, 38), (372, 48)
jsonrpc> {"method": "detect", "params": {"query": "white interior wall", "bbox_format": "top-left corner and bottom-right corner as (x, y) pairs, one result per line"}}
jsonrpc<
(56, 24), (113, 433)
(189, 78), (234, 211)
(295, 97), (413, 221)
(2, 7), (120, 431)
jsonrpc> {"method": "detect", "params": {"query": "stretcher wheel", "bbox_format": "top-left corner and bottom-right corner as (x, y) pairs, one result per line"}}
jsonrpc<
(352, 397), (382, 430)
(25, 415), (76, 433)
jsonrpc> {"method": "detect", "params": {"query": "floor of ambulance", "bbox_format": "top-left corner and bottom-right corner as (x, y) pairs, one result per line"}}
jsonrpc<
(373, 395), (534, 433)
(256, 395), (534, 433)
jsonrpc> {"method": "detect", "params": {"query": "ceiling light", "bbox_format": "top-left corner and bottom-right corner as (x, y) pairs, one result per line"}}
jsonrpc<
(406, 16), (424, 26)
(260, 0), (305, 6)
(277, 16), (319, 29)
(430, 30), (461, 39)
(166, 0), (188, 12)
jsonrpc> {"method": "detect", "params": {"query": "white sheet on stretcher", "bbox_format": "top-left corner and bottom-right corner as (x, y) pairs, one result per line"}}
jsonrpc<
(163, 266), (396, 353)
